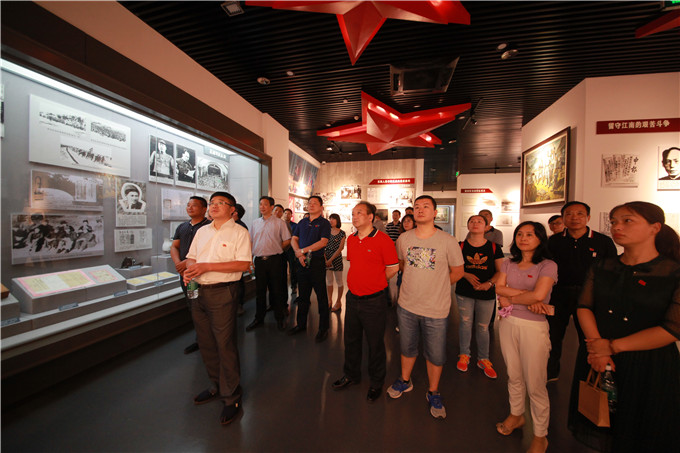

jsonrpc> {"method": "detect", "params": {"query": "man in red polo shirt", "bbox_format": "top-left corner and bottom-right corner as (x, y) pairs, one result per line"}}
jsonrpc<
(331, 201), (399, 402)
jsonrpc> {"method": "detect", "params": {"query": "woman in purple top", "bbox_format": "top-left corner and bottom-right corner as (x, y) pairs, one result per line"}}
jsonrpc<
(494, 221), (557, 453)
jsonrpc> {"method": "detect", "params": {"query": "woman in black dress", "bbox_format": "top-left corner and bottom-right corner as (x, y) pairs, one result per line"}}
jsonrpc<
(569, 201), (680, 452)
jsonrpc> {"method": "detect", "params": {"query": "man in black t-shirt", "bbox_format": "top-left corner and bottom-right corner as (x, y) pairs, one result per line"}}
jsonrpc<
(546, 201), (617, 381)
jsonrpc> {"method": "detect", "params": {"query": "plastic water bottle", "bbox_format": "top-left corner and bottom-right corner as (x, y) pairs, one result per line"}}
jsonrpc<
(187, 279), (199, 300)
(601, 364), (617, 413)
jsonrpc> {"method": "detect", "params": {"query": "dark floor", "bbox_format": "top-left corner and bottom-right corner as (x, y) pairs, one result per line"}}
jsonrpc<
(2, 287), (595, 453)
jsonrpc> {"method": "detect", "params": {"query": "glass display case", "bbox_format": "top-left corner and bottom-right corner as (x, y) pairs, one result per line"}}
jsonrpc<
(0, 60), (262, 343)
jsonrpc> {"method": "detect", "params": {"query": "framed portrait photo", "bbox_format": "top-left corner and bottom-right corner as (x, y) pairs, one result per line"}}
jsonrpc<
(435, 206), (450, 223)
(521, 127), (570, 208)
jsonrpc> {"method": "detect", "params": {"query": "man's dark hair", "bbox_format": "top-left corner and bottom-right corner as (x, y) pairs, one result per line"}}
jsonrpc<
(274, 204), (284, 210)
(405, 207), (414, 212)
(662, 146), (680, 161)
(548, 214), (562, 224)
(189, 196), (208, 208)
(284, 208), (293, 214)
(561, 201), (590, 216)
(260, 196), (275, 206)
(355, 201), (376, 222)
(308, 195), (323, 206)
(414, 195), (437, 209)
(392, 209), (401, 215)
(234, 203), (245, 220)
(210, 191), (236, 206)
(509, 221), (552, 264)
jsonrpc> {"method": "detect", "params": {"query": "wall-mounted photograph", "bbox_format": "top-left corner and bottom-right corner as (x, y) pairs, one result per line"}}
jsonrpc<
(521, 127), (570, 207)
(658, 145), (680, 191)
(435, 206), (450, 223)
(116, 179), (147, 227)
(149, 135), (175, 184)
(601, 154), (639, 187)
(11, 213), (104, 264)
(30, 169), (103, 211)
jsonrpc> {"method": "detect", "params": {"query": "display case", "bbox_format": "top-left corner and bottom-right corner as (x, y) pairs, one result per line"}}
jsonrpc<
(0, 60), (262, 345)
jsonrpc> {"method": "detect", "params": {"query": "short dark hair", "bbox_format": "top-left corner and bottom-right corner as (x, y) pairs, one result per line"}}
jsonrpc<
(284, 208), (293, 214)
(189, 196), (208, 208)
(259, 196), (275, 206)
(479, 209), (492, 216)
(392, 209), (401, 215)
(561, 201), (590, 216)
(234, 203), (245, 220)
(355, 201), (376, 222)
(509, 221), (552, 264)
(308, 195), (323, 206)
(548, 215), (562, 224)
(274, 204), (284, 210)
(662, 146), (680, 161)
(210, 191), (236, 206)
(414, 195), (437, 209)
(329, 213), (342, 228)
(405, 207), (414, 211)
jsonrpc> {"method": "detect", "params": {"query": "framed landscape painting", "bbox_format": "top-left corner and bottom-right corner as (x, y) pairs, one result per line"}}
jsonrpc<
(521, 127), (570, 207)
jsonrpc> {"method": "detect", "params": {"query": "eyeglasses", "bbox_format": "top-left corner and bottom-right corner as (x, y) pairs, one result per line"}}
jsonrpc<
(209, 201), (234, 207)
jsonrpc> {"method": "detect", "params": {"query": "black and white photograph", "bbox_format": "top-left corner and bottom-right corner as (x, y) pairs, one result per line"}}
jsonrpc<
(658, 145), (680, 190)
(196, 156), (229, 192)
(29, 95), (131, 177)
(116, 179), (147, 227)
(315, 192), (337, 205)
(11, 213), (104, 264)
(501, 200), (518, 213)
(601, 154), (639, 187)
(162, 187), (194, 220)
(30, 169), (103, 211)
(175, 144), (197, 188)
(114, 228), (153, 252)
(149, 135), (175, 184)
(340, 184), (361, 200)
(599, 212), (613, 238)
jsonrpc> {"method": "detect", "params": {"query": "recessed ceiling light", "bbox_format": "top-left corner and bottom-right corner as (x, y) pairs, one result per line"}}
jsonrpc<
(325, 123), (331, 127)
(348, 152), (352, 156)
(256, 76), (270, 85)
(342, 98), (349, 104)
(448, 139), (456, 144)
(353, 115), (359, 121)
(413, 104), (421, 108)
(286, 70), (295, 77)
(496, 42), (508, 51)
(501, 49), (519, 60)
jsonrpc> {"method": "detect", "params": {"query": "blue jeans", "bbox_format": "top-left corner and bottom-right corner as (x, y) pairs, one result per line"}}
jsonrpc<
(456, 295), (495, 360)
(396, 306), (447, 366)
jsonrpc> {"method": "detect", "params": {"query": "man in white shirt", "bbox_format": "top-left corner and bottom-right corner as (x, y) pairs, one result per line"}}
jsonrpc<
(246, 196), (291, 332)
(184, 191), (251, 425)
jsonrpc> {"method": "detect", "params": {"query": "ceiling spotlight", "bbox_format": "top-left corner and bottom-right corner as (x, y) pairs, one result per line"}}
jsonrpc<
(325, 123), (331, 127)
(501, 48), (519, 60)
(342, 98), (349, 104)
(472, 118), (478, 125)
(413, 104), (421, 108)
(286, 70), (295, 77)
(353, 115), (359, 121)
(448, 139), (456, 144)
(256, 76), (270, 85)
(496, 42), (508, 51)
(326, 145), (333, 151)
(221, 1), (244, 16)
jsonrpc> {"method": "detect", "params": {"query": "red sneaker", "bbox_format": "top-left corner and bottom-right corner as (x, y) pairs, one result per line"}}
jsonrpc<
(477, 359), (498, 379)
(456, 354), (470, 372)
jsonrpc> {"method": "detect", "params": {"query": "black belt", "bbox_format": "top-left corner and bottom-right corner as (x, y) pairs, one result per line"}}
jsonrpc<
(255, 255), (279, 261)
(350, 289), (386, 300)
(198, 281), (238, 289)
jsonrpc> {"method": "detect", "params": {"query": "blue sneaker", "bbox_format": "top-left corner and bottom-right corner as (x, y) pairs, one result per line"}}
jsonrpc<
(387, 377), (413, 399)
(426, 391), (446, 419)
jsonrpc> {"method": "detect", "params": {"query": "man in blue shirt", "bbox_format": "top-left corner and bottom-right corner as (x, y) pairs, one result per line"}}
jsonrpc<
(288, 195), (331, 342)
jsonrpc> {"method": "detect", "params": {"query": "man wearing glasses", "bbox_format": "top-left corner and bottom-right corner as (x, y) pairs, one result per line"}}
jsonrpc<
(184, 192), (252, 425)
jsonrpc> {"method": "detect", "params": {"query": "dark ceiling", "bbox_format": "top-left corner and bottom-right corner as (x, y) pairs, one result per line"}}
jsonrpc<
(121, 1), (680, 175)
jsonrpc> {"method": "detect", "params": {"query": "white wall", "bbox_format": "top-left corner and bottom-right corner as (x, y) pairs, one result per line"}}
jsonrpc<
(522, 72), (680, 234)
(455, 173), (521, 247)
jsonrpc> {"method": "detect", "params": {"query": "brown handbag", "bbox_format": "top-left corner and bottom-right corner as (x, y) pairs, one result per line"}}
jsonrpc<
(578, 368), (611, 427)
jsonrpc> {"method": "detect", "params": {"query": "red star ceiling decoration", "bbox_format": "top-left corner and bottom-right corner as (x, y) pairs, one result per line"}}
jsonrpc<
(247, 1), (470, 64)
(317, 92), (471, 155)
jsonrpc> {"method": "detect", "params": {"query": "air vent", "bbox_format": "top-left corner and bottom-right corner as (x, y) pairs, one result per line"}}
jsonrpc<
(221, 1), (244, 16)
(390, 57), (459, 96)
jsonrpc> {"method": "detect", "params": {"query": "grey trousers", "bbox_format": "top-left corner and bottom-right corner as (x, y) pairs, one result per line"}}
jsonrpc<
(192, 283), (242, 405)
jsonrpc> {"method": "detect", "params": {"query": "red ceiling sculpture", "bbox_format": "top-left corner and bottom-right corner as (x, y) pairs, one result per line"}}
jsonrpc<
(247, 1), (470, 64)
(317, 92), (470, 155)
